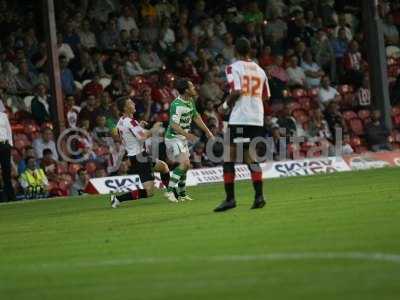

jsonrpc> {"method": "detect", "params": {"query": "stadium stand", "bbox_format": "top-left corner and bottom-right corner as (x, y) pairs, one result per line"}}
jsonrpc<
(0, 0), (399, 199)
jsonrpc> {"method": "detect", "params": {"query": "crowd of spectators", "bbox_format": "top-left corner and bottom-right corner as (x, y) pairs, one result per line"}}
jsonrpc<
(0, 0), (400, 199)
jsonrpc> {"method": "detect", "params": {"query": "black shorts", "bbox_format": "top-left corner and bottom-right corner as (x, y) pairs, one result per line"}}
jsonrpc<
(128, 152), (156, 183)
(227, 125), (265, 146)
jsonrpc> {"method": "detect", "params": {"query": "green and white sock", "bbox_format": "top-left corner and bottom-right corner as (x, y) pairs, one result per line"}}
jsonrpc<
(177, 174), (187, 197)
(168, 167), (185, 192)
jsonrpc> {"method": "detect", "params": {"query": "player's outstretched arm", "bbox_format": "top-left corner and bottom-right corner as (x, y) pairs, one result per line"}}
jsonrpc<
(148, 122), (163, 137)
(193, 115), (214, 139)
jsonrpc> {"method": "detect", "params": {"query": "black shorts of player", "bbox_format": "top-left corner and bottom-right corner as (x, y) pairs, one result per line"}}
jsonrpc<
(158, 141), (168, 162)
(128, 151), (156, 183)
(227, 125), (265, 148)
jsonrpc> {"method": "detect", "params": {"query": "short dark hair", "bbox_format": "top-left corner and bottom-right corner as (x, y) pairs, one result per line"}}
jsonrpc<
(25, 156), (36, 164)
(42, 149), (53, 156)
(235, 37), (251, 57)
(175, 79), (190, 94)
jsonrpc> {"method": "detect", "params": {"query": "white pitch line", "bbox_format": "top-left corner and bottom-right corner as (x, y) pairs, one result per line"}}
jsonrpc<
(4, 252), (400, 271)
(93, 252), (400, 266)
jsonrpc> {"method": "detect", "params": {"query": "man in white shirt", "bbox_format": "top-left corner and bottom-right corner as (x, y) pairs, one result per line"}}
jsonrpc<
(125, 51), (145, 76)
(32, 128), (59, 161)
(117, 7), (138, 33)
(0, 111), (16, 201)
(318, 75), (340, 107)
(139, 43), (163, 72)
(333, 14), (353, 42)
(57, 33), (75, 63)
(79, 19), (97, 49)
(214, 14), (227, 37)
(221, 33), (236, 63)
(286, 55), (306, 87)
(159, 19), (176, 51)
(301, 51), (324, 87)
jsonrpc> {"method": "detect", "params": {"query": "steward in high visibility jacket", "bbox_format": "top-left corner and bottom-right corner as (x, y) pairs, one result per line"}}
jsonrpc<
(19, 156), (49, 197)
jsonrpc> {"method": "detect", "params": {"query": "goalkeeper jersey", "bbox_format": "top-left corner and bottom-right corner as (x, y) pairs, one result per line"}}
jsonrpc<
(165, 97), (199, 140)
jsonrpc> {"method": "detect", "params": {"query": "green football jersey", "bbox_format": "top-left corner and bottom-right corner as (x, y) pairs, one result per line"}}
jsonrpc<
(165, 97), (199, 140)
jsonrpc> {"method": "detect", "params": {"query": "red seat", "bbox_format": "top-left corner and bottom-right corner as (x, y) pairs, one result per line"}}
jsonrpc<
(343, 110), (358, 122)
(14, 111), (32, 121)
(349, 118), (364, 135)
(264, 104), (273, 115)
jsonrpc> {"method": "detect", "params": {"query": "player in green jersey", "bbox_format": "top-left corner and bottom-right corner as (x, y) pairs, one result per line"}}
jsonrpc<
(164, 79), (214, 202)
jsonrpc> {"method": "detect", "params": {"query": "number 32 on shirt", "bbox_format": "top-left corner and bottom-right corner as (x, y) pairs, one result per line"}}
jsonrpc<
(242, 75), (262, 98)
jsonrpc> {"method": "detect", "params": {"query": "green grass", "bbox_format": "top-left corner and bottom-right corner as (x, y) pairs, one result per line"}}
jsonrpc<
(1, 168), (400, 300)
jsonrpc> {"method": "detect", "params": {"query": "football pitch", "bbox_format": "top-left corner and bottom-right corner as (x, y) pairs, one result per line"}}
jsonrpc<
(1, 168), (400, 300)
